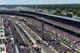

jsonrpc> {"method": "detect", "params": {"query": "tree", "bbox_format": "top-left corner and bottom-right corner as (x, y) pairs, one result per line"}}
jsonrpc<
(77, 12), (80, 17)
(66, 13), (73, 17)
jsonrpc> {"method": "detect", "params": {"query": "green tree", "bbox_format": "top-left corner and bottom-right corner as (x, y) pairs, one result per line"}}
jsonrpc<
(66, 13), (73, 17)
(77, 12), (80, 17)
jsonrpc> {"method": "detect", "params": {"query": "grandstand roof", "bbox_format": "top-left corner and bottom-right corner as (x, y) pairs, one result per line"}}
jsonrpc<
(37, 12), (80, 22)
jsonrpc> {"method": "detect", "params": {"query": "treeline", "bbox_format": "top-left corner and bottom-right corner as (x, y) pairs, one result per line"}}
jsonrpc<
(28, 4), (80, 17)
(0, 4), (80, 17)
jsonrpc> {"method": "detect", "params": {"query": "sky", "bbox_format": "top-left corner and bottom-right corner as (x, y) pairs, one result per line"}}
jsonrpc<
(0, 0), (80, 5)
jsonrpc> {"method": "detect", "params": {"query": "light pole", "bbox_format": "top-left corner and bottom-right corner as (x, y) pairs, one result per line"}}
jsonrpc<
(41, 18), (44, 40)
(71, 43), (75, 53)
(11, 37), (15, 53)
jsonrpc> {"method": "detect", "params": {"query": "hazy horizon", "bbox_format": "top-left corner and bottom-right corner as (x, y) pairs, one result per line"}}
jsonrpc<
(0, 0), (80, 5)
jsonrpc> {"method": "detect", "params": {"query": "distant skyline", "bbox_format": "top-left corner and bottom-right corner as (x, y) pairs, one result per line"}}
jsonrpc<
(0, 0), (80, 5)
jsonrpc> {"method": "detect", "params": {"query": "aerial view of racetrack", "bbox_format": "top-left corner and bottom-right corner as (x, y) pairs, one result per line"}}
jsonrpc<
(0, 0), (80, 53)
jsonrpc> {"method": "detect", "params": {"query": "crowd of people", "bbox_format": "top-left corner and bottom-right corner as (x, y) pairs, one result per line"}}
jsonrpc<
(21, 48), (30, 53)
(21, 18), (71, 53)
(33, 17), (80, 49)
(4, 21), (16, 53)
(23, 17), (80, 52)
(43, 18), (80, 34)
